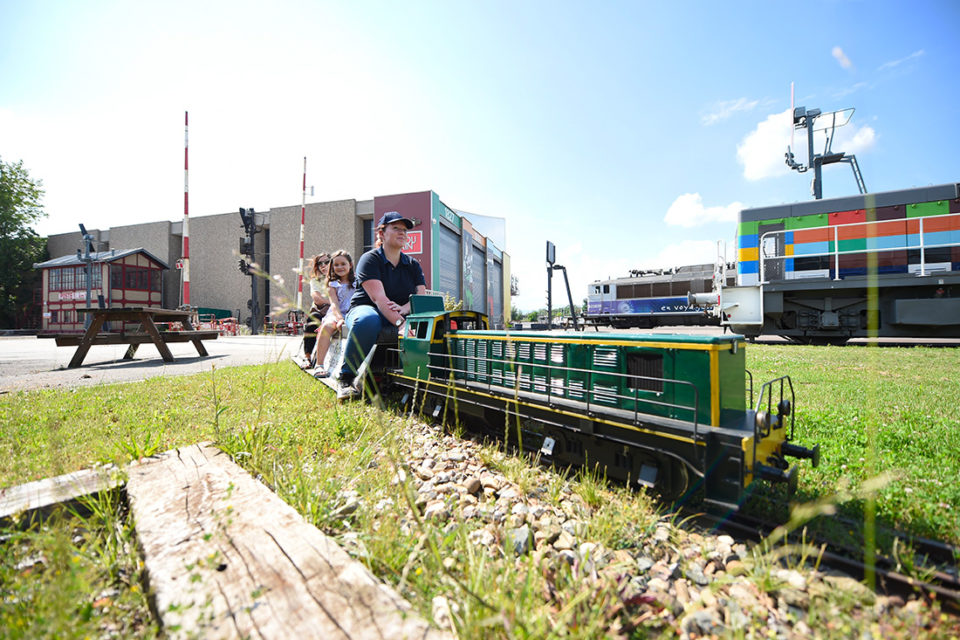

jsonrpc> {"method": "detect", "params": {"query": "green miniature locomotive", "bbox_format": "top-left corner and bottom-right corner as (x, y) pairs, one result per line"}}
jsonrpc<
(383, 295), (819, 508)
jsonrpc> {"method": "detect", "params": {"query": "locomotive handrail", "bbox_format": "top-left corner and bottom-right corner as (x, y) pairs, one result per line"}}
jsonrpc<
(757, 213), (960, 282)
(745, 369), (754, 408)
(752, 375), (795, 471)
(428, 348), (702, 435)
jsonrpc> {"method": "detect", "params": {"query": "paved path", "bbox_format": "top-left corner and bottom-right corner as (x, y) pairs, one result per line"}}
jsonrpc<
(0, 334), (303, 394)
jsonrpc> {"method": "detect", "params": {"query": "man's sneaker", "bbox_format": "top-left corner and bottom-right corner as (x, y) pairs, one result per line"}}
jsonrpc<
(336, 379), (361, 401)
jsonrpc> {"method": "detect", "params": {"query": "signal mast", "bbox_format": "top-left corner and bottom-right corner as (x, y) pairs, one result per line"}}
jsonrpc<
(784, 83), (867, 199)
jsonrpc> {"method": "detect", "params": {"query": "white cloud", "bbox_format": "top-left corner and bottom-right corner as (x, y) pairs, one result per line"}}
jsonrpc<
(664, 193), (742, 228)
(832, 46), (853, 70)
(737, 108), (794, 181)
(701, 97), (759, 126)
(825, 123), (876, 154)
(736, 107), (876, 182)
(878, 49), (924, 71)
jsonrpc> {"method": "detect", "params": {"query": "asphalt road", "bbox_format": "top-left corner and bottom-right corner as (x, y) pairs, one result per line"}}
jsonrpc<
(0, 334), (304, 394)
(3, 325), (954, 395)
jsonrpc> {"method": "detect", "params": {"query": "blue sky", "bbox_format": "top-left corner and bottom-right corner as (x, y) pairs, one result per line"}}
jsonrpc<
(2, 0), (958, 312)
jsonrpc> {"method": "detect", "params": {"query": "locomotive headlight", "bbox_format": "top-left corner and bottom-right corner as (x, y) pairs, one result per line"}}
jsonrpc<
(755, 410), (771, 431)
(778, 399), (791, 417)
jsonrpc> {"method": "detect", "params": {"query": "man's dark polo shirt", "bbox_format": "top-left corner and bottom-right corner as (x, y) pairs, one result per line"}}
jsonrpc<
(350, 247), (426, 310)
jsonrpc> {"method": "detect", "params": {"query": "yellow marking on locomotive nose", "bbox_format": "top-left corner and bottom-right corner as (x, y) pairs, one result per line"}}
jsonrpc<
(710, 349), (720, 427)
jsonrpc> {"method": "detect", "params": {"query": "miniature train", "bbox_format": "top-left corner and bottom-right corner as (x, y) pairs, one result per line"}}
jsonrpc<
(360, 295), (819, 509)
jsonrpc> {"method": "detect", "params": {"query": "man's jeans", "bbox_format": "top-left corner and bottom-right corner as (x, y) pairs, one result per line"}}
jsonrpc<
(338, 305), (389, 383)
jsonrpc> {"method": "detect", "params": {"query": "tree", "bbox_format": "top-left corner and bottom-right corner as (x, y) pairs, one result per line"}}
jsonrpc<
(0, 157), (47, 329)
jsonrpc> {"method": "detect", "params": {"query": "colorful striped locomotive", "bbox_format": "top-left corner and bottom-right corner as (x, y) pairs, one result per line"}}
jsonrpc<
(693, 182), (960, 343)
(374, 295), (819, 509)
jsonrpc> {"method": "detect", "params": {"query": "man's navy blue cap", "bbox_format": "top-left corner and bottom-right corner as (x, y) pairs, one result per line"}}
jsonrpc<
(377, 211), (415, 229)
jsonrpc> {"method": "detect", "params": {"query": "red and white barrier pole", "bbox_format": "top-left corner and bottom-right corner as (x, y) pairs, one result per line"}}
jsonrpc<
(182, 110), (191, 307)
(296, 156), (306, 309)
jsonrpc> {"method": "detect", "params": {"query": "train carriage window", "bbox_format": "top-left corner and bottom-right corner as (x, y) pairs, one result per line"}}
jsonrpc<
(651, 282), (671, 297)
(602, 284), (609, 294)
(627, 352), (664, 393)
(452, 316), (481, 331)
(408, 321), (429, 339)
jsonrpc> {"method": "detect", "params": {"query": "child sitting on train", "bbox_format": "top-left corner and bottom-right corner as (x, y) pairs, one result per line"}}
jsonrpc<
(302, 253), (331, 367)
(311, 250), (357, 377)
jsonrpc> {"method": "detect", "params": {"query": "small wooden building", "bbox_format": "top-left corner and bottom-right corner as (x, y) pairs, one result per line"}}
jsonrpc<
(34, 248), (169, 333)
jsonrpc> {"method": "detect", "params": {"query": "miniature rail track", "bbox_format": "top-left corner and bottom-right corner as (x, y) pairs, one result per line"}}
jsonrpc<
(696, 506), (960, 613)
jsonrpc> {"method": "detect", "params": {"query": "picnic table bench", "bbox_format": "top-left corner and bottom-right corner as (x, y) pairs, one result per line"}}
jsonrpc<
(43, 307), (218, 368)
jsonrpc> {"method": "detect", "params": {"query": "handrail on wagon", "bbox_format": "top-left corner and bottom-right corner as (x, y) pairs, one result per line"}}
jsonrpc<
(425, 348), (702, 440)
(757, 212), (960, 282)
(751, 375), (795, 471)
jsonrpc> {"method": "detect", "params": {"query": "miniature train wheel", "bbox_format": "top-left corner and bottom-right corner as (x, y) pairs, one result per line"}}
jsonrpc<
(655, 455), (691, 502)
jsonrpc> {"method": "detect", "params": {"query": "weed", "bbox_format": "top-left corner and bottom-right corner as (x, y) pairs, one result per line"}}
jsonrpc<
(574, 457), (607, 510)
(114, 430), (163, 462)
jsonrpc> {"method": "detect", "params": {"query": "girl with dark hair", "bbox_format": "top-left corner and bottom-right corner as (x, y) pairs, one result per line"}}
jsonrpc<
(302, 253), (331, 365)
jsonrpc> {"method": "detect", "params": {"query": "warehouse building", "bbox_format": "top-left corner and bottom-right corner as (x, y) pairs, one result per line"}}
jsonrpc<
(44, 190), (510, 331)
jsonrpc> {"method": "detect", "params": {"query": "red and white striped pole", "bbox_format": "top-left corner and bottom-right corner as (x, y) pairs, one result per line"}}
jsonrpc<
(296, 156), (307, 309)
(182, 110), (191, 307)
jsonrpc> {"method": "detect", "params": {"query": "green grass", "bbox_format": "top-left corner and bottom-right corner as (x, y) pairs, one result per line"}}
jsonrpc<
(746, 344), (960, 546)
(1, 350), (959, 637)
(0, 492), (159, 639)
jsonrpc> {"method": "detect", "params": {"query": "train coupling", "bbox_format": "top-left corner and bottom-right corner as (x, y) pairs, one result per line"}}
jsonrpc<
(755, 463), (799, 495)
(781, 442), (821, 468)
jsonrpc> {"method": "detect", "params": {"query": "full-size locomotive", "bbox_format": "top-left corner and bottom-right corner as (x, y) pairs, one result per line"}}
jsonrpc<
(361, 295), (819, 509)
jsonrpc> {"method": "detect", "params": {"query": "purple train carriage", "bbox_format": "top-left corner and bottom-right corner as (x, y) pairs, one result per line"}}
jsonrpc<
(586, 264), (734, 329)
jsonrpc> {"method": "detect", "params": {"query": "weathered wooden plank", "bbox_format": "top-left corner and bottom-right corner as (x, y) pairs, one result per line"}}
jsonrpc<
(126, 443), (449, 640)
(0, 466), (121, 527)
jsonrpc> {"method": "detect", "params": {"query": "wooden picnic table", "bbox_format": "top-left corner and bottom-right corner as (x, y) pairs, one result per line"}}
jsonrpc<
(49, 307), (218, 368)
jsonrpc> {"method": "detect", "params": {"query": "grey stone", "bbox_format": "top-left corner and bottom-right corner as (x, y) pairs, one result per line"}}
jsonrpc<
(653, 525), (670, 542)
(553, 530), (576, 551)
(423, 501), (449, 521)
(685, 563), (709, 586)
(498, 486), (520, 501)
(331, 498), (359, 519)
(507, 525), (531, 555)
(682, 609), (720, 636)
(463, 477), (482, 494)
(776, 568), (806, 590)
